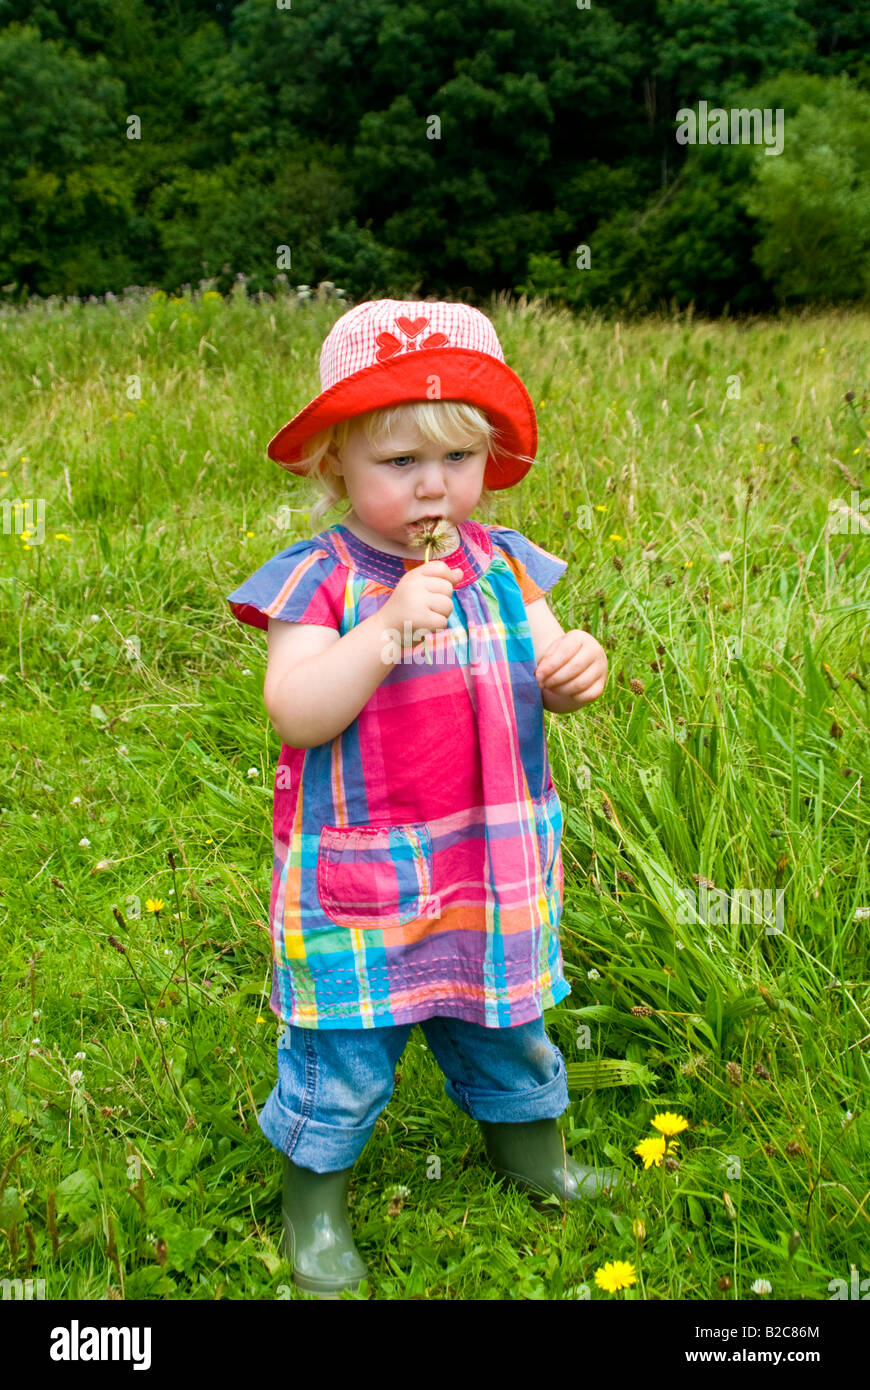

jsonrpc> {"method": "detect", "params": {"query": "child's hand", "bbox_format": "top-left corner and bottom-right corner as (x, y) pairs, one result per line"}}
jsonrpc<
(380, 562), (464, 650)
(535, 629), (608, 705)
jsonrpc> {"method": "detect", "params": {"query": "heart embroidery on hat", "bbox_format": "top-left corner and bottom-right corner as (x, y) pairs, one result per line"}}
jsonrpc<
(395, 316), (428, 337)
(375, 317), (450, 362)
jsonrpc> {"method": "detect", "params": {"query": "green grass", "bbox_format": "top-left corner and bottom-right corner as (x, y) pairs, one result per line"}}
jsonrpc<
(0, 287), (868, 1300)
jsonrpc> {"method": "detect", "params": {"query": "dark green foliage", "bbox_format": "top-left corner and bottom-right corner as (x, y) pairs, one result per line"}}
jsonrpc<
(0, 0), (867, 307)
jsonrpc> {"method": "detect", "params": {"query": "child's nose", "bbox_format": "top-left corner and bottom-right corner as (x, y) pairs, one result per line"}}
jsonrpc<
(415, 462), (448, 494)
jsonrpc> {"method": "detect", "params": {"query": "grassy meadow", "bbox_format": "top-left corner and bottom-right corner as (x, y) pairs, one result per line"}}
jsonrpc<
(0, 287), (868, 1301)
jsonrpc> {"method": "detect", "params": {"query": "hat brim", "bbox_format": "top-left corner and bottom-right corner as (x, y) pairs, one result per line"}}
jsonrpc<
(266, 349), (537, 490)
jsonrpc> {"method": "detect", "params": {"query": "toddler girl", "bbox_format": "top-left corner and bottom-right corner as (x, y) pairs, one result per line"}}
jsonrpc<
(225, 299), (619, 1297)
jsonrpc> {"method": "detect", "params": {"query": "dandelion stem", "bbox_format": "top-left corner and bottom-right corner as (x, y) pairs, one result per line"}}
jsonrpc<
(168, 848), (198, 1073)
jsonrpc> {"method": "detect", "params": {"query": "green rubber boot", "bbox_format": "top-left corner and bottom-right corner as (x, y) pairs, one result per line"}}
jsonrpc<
(281, 1155), (369, 1297)
(478, 1118), (622, 1202)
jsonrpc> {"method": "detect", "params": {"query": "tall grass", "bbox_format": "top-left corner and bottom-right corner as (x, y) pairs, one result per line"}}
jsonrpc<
(0, 287), (867, 1300)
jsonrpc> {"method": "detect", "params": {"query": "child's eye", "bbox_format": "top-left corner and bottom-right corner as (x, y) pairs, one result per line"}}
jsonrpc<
(385, 451), (470, 466)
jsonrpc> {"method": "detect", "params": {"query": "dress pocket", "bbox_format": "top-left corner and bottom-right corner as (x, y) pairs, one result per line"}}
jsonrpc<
(533, 786), (564, 898)
(316, 822), (434, 928)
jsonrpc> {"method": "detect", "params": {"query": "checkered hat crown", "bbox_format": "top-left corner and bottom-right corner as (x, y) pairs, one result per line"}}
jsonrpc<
(319, 300), (506, 391)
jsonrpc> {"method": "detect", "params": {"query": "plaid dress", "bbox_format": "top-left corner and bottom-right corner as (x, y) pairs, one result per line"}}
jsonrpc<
(225, 518), (572, 1029)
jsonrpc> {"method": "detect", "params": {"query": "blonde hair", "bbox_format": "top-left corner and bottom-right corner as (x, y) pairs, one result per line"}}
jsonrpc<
(291, 400), (534, 530)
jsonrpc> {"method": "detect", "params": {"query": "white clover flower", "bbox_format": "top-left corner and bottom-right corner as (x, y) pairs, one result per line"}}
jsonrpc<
(751, 1278), (772, 1295)
(842, 1111), (853, 1124)
(32, 1009), (41, 1020)
(247, 767), (259, 779)
(71, 795), (81, 805)
(587, 968), (601, 980)
(32, 1037), (41, 1045)
(75, 1051), (86, 1060)
(717, 551), (734, 564)
(88, 615), (100, 624)
(853, 906), (870, 921)
(154, 1018), (168, 1030)
(79, 837), (91, 847)
(118, 745), (129, 756)
(242, 669), (252, 676)
(676, 940), (684, 950)
(70, 1069), (83, 1084)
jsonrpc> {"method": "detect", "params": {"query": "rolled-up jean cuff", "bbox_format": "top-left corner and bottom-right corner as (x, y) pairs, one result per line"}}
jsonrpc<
(443, 1048), (570, 1122)
(257, 1088), (374, 1171)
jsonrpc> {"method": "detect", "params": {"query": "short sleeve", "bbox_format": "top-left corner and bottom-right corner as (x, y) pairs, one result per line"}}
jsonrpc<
(225, 541), (345, 632)
(487, 526), (568, 604)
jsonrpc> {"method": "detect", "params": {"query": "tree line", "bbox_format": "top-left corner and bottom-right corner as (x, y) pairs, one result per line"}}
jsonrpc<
(1, 0), (868, 311)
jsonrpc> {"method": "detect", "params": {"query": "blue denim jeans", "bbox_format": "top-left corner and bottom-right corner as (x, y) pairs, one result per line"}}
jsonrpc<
(258, 1014), (570, 1172)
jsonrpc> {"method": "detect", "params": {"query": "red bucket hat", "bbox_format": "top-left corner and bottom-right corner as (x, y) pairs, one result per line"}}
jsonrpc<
(266, 299), (538, 490)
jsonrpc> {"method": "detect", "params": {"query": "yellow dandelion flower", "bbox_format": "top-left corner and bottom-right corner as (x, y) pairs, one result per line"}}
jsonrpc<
(634, 1136), (667, 1168)
(145, 898), (165, 913)
(609, 533), (623, 542)
(256, 1016), (265, 1024)
(1, 470), (6, 477)
(595, 505), (606, 512)
(539, 399), (547, 408)
(594, 1260), (637, 1292)
(651, 1111), (690, 1138)
(205, 838), (213, 845)
(54, 533), (71, 541)
(683, 559), (693, 568)
(246, 531), (254, 538)
(20, 455), (29, 463)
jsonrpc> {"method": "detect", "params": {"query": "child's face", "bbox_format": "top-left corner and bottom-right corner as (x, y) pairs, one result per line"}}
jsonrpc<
(328, 407), (488, 557)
